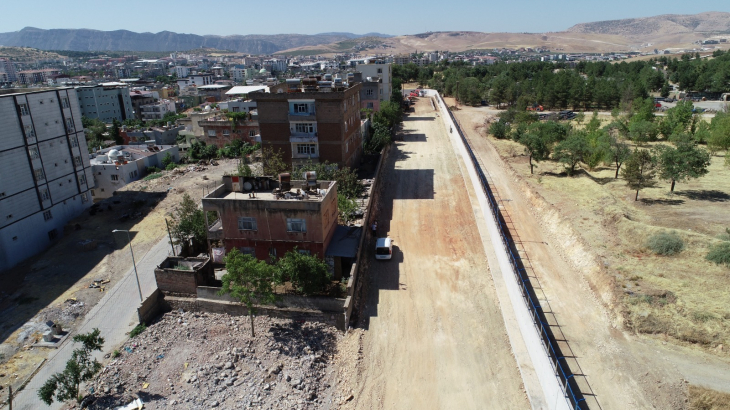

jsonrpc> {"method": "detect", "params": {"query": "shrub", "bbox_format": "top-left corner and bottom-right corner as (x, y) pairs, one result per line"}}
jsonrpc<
(130, 323), (147, 338)
(143, 173), (163, 181)
(646, 231), (684, 255)
(706, 242), (730, 267)
(165, 162), (177, 171)
(146, 166), (161, 174)
(112, 350), (120, 358)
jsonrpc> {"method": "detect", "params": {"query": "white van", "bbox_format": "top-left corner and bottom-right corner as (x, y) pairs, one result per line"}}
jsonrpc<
(375, 237), (393, 260)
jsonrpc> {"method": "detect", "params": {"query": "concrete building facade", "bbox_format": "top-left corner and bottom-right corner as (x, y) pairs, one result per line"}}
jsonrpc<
(356, 63), (392, 103)
(0, 88), (93, 272)
(199, 114), (260, 148)
(140, 99), (176, 121)
(252, 79), (363, 168)
(90, 144), (179, 201)
(75, 84), (133, 123)
(202, 175), (338, 261)
(0, 58), (18, 82)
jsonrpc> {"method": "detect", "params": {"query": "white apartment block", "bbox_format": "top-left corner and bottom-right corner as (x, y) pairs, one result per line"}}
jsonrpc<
(0, 88), (93, 272)
(356, 63), (392, 103)
(90, 144), (179, 200)
(140, 99), (176, 121)
(75, 84), (134, 123)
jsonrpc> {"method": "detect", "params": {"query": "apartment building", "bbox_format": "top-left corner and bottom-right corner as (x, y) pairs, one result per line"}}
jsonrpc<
(0, 88), (93, 272)
(17, 69), (61, 85)
(202, 175), (338, 261)
(199, 114), (259, 148)
(90, 143), (179, 200)
(0, 58), (18, 82)
(356, 63), (392, 103)
(75, 84), (133, 123)
(140, 99), (176, 121)
(252, 77), (363, 168)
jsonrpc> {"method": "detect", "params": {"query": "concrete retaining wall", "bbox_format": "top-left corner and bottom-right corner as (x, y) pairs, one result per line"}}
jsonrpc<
(137, 288), (166, 325)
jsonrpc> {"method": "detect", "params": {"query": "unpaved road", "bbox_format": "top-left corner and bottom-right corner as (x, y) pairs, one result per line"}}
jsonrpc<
(345, 99), (529, 410)
(452, 103), (730, 409)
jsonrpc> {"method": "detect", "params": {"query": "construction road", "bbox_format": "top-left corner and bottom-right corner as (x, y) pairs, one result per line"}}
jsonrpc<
(351, 98), (529, 409)
(6, 235), (168, 410)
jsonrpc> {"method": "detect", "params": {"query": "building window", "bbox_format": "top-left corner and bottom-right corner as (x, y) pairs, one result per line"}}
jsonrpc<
(286, 218), (306, 233)
(238, 217), (257, 231)
(43, 210), (53, 221)
(41, 189), (50, 201)
(295, 123), (314, 133)
(81, 192), (89, 203)
(111, 174), (119, 181)
(249, 130), (256, 137)
(29, 146), (39, 159)
(34, 168), (45, 181)
(74, 156), (82, 167)
(293, 103), (309, 113)
(70, 136), (79, 147)
(377, 68), (383, 74)
(367, 102), (374, 109)
(222, 129), (230, 136)
(18, 103), (29, 116)
(208, 130), (216, 137)
(239, 247), (255, 256)
(79, 174), (87, 185)
(24, 125), (35, 140)
(65, 118), (74, 133)
(91, 189), (95, 197)
(297, 144), (316, 155)
(298, 249), (311, 255)
(365, 89), (374, 96)
(61, 97), (70, 108)
(48, 229), (58, 240)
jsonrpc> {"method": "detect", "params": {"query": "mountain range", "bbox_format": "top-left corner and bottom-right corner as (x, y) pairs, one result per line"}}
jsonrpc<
(0, 28), (393, 54)
(1, 12), (729, 55)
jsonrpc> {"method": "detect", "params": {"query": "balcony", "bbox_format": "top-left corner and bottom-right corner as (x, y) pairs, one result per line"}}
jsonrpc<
(290, 134), (318, 143)
(207, 219), (223, 240)
(288, 112), (316, 122)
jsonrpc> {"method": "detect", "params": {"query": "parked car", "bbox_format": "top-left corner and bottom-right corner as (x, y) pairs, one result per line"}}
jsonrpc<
(375, 237), (393, 260)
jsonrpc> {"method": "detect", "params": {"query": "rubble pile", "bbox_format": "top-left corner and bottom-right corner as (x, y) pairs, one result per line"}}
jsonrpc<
(81, 311), (341, 409)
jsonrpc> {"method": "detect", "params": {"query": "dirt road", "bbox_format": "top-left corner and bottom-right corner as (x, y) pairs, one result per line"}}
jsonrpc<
(344, 99), (528, 410)
(452, 104), (711, 409)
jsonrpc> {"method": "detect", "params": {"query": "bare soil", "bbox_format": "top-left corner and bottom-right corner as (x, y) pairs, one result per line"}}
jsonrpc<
(451, 102), (730, 409)
(336, 99), (529, 409)
(0, 160), (238, 398)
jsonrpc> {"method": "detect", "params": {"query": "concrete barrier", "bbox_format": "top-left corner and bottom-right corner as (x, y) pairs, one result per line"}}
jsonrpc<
(137, 288), (168, 325)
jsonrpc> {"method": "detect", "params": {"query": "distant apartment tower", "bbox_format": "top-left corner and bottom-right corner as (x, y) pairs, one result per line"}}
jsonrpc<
(0, 58), (18, 82)
(75, 84), (133, 123)
(252, 78), (363, 168)
(0, 88), (93, 272)
(17, 69), (61, 85)
(140, 99), (176, 121)
(356, 63), (392, 104)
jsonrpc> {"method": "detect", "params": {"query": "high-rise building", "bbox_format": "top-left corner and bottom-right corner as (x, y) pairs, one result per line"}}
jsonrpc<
(0, 88), (93, 272)
(0, 58), (18, 83)
(75, 84), (133, 123)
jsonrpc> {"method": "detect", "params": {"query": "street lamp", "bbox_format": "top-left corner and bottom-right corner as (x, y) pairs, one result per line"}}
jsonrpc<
(112, 229), (143, 302)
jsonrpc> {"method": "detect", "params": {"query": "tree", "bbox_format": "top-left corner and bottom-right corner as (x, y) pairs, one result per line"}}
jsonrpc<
(654, 141), (711, 192)
(660, 82), (671, 98)
(161, 152), (174, 169)
(38, 329), (104, 405)
(659, 100), (694, 138)
(276, 249), (331, 295)
(219, 249), (280, 337)
(518, 132), (550, 174)
(261, 147), (289, 176)
(622, 149), (657, 201)
(365, 122), (392, 153)
(338, 194), (358, 223)
(553, 131), (591, 175)
(489, 120), (510, 139)
(585, 112), (601, 133)
(110, 119), (123, 145)
(708, 111), (730, 153)
(170, 193), (208, 256)
(608, 136), (632, 178)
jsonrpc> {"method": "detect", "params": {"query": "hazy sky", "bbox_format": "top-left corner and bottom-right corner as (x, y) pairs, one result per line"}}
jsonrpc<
(0, 0), (727, 36)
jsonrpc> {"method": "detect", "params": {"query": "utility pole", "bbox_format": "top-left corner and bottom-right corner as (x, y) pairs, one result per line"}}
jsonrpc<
(455, 80), (459, 107)
(8, 385), (12, 410)
(165, 218), (176, 256)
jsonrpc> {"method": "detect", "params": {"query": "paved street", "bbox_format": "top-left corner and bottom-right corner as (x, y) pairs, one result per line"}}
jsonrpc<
(6, 236), (168, 410)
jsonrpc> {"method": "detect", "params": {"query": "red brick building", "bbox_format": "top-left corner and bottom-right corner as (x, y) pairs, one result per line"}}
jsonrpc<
(251, 78), (362, 168)
(199, 114), (260, 148)
(202, 175), (338, 261)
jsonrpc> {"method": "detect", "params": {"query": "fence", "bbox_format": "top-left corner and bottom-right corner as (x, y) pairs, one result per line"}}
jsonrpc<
(437, 94), (586, 410)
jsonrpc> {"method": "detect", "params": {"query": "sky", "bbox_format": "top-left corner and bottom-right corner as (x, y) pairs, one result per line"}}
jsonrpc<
(0, 0), (728, 36)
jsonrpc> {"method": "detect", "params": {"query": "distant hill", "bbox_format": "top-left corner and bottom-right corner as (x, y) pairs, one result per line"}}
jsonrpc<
(567, 11), (730, 38)
(0, 27), (393, 54)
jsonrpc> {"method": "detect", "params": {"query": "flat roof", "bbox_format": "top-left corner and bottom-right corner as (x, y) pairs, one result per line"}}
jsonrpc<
(226, 85), (269, 95)
(198, 84), (230, 90)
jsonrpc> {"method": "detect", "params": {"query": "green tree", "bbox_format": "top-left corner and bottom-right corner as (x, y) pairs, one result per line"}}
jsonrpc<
(489, 120), (510, 139)
(261, 147), (289, 176)
(38, 329), (104, 405)
(219, 249), (280, 337)
(708, 111), (730, 153)
(338, 194), (358, 223)
(553, 131), (591, 175)
(622, 149), (658, 201)
(365, 122), (392, 153)
(659, 100), (694, 138)
(585, 112), (602, 133)
(628, 119), (659, 145)
(518, 132), (550, 175)
(608, 135), (632, 178)
(660, 83), (670, 98)
(110, 118), (123, 145)
(276, 249), (331, 295)
(170, 193), (208, 256)
(653, 141), (711, 192)
(161, 152), (174, 169)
